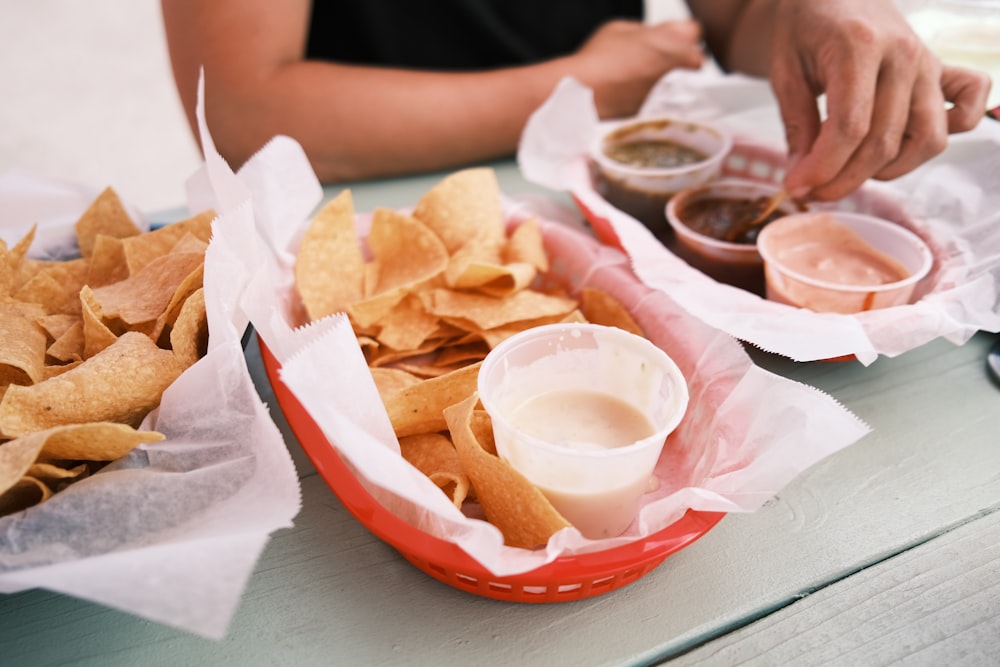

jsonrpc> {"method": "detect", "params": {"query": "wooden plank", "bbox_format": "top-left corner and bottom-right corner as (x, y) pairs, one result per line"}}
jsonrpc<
(670, 508), (1000, 666)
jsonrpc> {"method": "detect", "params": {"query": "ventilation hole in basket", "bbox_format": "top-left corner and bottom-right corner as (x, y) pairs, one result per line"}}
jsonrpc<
(726, 154), (748, 171)
(590, 575), (617, 589)
(425, 562), (448, 577)
(522, 585), (549, 596)
(749, 160), (773, 179)
(455, 573), (479, 587)
(487, 581), (513, 593)
(556, 582), (583, 594)
(621, 567), (645, 582)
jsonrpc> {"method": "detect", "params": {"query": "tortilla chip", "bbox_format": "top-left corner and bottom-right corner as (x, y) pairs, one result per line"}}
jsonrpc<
(423, 288), (578, 331)
(0, 305), (48, 385)
(34, 421), (165, 461)
(169, 287), (208, 368)
(36, 313), (80, 341)
(369, 367), (423, 401)
(294, 190), (366, 321)
(0, 476), (51, 516)
(367, 207), (449, 294)
(452, 261), (537, 298)
(79, 286), (119, 358)
(444, 393), (570, 548)
(579, 288), (645, 337)
(382, 362), (482, 438)
(86, 234), (130, 287)
(1, 227), (37, 298)
(0, 331), (186, 437)
(412, 168), (505, 252)
(399, 432), (470, 508)
(121, 209), (214, 274)
(15, 259), (89, 315)
(373, 293), (442, 352)
(504, 217), (549, 272)
(75, 187), (141, 258)
(45, 321), (85, 364)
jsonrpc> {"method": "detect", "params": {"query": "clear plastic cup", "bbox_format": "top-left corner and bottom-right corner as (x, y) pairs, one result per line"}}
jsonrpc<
(756, 211), (934, 313)
(589, 115), (732, 238)
(477, 323), (689, 540)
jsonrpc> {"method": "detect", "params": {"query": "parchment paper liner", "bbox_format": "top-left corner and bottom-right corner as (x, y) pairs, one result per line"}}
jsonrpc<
(518, 72), (1000, 365)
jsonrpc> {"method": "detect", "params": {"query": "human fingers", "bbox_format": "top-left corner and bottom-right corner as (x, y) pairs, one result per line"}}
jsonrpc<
(869, 57), (948, 183)
(769, 48), (823, 194)
(778, 31), (881, 200)
(941, 65), (992, 132)
(808, 36), (930, 199)
(577, 19), (705, 119)
(639, 19), (706, 70)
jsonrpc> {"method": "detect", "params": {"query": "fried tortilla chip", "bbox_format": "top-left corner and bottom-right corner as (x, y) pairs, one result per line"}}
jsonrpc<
(423, 288), (577, 332)
(169, 287), (208, 368)
(121, 209), (214, 274)
(75, 187), (141, 258)
(90, 251), (204, 327)
(503, 217), (549, 272)
(579, 288), (645, 337)
(382, 362), (482, 438)
(295, 190), (366, 321)
(367, 207), (449, 294)
(412, 168), (505, 252)
(0, 331), (186, 437)
(399, 432), (470, 508)
(0, 304), (48, 386)
(444, 393), (570, 548)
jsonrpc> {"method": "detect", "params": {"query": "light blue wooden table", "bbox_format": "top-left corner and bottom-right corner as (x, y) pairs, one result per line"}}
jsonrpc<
(2, 162), (998, 666)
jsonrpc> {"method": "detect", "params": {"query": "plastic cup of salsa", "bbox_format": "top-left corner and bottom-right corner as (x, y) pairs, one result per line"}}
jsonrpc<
(665, 178), (805, 295)
(756, 211), (934, 313)
(477, 323), (689, 540)
(589, 116), (732, 239)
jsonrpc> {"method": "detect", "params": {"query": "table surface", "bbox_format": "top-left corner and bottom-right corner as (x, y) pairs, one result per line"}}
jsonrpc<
(2, 162), (999, 666)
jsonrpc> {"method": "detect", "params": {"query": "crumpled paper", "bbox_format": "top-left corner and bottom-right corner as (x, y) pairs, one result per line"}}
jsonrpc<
(518, 71), (1000, 365)
(0, 119), (302, 637)
(0, 168), (147, 260)
(203, 106), (872, 576)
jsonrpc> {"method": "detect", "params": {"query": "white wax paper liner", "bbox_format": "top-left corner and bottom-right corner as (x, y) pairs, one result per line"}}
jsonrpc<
(0, 72), (302, 640)
(518, 73), (1000, 365)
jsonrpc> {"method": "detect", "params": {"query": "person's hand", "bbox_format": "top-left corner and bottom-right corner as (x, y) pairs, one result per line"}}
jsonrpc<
(570, 19), (706, 120)
(767, 0), (992, 201)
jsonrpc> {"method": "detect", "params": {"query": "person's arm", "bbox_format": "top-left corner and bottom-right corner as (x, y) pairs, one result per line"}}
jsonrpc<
(161, 0), (704, 182)
(687, 0), (992, 201)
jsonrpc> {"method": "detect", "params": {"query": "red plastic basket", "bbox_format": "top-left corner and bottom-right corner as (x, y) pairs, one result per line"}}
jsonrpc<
(260, 340), (725, 603)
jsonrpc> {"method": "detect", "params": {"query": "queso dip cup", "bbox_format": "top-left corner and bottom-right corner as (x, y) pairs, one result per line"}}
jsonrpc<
(477, 323), (689, 540)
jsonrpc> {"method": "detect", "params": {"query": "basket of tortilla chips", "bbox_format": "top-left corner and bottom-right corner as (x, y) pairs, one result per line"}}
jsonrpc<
(255, 166), (736, 602)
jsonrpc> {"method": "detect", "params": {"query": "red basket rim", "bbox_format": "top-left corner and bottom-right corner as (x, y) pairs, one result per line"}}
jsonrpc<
(259, 339), (725, 593)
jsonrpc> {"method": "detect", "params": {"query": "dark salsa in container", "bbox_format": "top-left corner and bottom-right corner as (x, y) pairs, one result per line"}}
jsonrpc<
(680, 195), (798, 244)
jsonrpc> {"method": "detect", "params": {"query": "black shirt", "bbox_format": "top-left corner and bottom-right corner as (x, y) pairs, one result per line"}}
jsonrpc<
(306, 0), (644, 70)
